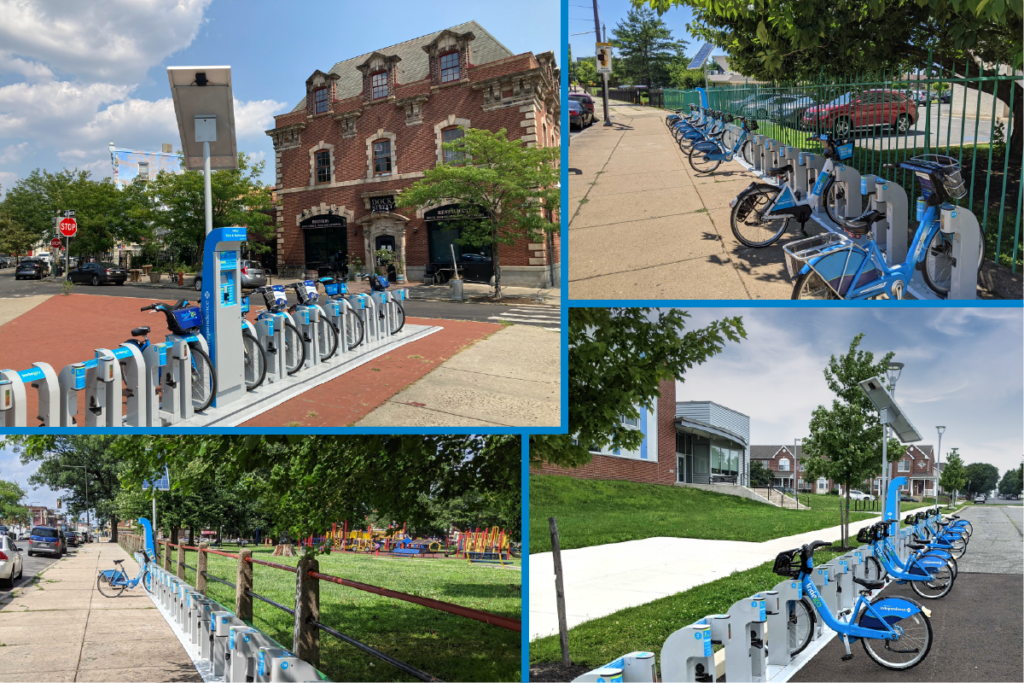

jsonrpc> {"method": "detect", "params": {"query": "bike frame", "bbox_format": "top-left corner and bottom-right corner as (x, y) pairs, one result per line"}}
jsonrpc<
(102, 561), (148, 590)
(693, 125), (749, 162)
(800, 569), (900, 641)
(877, 536), (948, 579)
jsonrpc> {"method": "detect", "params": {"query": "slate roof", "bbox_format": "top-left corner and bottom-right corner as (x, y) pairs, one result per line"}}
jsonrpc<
(291, 21), (516, 113)
(750, 445), (803, 460)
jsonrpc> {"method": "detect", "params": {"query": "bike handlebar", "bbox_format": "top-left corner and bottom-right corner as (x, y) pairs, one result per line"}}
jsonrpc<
(140, 303), (157, 311)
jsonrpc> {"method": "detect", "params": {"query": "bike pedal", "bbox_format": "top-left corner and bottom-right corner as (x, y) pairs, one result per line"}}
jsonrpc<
(841, 654), (854, 661)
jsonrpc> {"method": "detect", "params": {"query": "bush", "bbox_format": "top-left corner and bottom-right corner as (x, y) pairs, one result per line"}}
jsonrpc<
(828, 489), (840, 495)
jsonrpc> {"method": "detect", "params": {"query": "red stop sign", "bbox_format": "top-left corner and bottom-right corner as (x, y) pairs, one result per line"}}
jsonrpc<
(50, 237), (63, 249)
(59, 217), (77, 237)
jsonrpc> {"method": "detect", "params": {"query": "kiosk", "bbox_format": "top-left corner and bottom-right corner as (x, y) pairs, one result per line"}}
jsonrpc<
(201, 226), (247, 408)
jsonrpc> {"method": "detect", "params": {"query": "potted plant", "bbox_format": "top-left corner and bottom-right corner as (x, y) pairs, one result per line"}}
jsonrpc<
(149, 270), (163, 283)
(395, 261), (406, 284)
(349, 256), (362, 281)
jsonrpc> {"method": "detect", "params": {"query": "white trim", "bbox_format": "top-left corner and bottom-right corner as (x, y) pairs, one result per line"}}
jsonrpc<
(308, 140), (335, 187)
(366, 129), (397, 180)
(434, 115), (471, 165)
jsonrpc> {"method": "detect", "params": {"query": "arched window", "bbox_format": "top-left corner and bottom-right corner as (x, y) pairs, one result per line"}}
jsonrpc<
(779, 457), (790, 472)
(373, 139), (392, 176)
(439, 51), (459, 83)
(371, 71), (388, 99)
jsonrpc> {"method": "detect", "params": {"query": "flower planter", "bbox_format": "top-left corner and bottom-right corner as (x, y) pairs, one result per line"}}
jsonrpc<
(396, 274), (406, 284)
(149, 272), (163, 283)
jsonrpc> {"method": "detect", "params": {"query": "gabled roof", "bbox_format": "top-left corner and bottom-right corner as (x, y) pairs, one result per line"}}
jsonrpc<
(291, 21), (516, 112)
(750, 445), (803, 460)
(902, 445), (934, 459)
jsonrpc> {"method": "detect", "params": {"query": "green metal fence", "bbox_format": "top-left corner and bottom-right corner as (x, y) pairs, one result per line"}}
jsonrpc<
(665, 64), (1022, 274)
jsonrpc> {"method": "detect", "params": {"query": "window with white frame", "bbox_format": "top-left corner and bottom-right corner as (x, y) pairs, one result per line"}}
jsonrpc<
(620, 414), (639, 428)
(898, 460), (910, 472)
(439, 51), (460, 83)
(779, 458), (790, 471)
(817, 478), (827, 491)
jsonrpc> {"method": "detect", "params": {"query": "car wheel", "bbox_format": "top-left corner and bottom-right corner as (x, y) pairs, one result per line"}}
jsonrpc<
(895, 113), (910, 134)
(27, 551), (33, 557)
(833, 117), (851, 138)
(91, 275), (99, 286)
(194, 277), (202, 292)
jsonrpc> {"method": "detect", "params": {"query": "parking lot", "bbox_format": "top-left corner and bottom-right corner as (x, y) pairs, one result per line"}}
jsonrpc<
(793, 506), (1023, 682)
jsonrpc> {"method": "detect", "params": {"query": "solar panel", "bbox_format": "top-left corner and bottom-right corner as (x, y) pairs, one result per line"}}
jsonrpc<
(688, 43), (714, 70)
(143, 466), (171, 491)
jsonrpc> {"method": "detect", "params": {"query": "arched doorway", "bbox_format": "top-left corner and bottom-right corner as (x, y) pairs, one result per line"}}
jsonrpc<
(374, 235), (398, 280)
(358, 212), (409, 279)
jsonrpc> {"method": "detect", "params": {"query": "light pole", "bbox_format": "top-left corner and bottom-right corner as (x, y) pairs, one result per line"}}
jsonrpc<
(61, 463), (89, 541)
(794, 437), (802, 501)
(935, 426), (945, 511)
(880, 361), (904, 516)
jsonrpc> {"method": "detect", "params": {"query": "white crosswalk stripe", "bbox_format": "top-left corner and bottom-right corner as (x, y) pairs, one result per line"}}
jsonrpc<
(487, 307), (561, 331)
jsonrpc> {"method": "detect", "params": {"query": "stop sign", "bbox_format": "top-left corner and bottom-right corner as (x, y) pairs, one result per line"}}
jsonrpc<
(58, 217), (77, 237)
(50, 237), (63, 249)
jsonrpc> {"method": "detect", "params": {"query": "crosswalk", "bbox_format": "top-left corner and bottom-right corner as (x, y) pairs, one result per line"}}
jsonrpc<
(487, 306), (561, 331)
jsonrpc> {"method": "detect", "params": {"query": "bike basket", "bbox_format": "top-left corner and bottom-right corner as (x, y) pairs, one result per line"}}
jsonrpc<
(837, 142), (854, 160)
(782, 232), (854, 280)
(856, 526), (872, 543)
(772, 548), (802, 578)
(324, 282), (340, 296)
(170, 306), (202, 332)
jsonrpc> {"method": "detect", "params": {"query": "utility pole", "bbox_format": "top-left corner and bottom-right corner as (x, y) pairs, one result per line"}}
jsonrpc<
(593, 0), (611, 126)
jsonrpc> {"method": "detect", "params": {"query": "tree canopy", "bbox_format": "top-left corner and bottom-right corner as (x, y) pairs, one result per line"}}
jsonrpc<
(997, 467), (1022, 497)
(0, 479), (29, 526)
(612, 4), (689, 87)
(530, 308), (744, 468)
(963, 461), (1000, 497)
(939, 448), (967, 505)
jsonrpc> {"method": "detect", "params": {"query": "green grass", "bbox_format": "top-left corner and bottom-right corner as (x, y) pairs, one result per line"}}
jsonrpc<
(529, 549), (845, 668)
(529, 476), (877, 553)
(177, 545), (520, 682)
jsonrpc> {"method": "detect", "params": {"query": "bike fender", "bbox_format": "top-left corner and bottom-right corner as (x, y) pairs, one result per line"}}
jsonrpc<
(692, 140), (720, 154)
(916, 555), (950, 573)
(858, 597), (928, 631)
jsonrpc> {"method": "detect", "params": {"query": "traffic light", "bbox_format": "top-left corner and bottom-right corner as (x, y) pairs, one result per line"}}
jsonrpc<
(56, 498), (61, 509)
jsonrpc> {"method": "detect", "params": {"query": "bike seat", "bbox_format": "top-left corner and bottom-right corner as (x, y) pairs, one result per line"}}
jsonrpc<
(908, 542), (927, 550)
(837, 209), (886, 236)
(113, 559), (124, 565)
(766, 164), (793, 177)
(853, 576), (884, 590)
(950, 515), (960, 519)
(131, 326), (150, 337)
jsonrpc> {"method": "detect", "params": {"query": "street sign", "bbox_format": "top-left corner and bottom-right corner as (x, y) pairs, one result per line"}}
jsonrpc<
(596, 43), (612, 75)
(688, 43), (715, 70)
(58, 217), (77, 237)
(63, 210), (75, 218)
(50, 237), (62, 249)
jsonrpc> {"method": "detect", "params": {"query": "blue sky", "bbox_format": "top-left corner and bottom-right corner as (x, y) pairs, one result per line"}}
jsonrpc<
(673, 307), (1023, 477)
(567, 0), (706, 61)
(0, 0), (559, 195)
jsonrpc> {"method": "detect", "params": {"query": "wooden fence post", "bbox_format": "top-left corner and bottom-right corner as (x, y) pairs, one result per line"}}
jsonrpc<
(177, 542), (187, 581)
(293, 556), (320, 666)
(549, 517), (571, 666)
(197, 543), (209, 593)
(163, 541), (172, 572)
(236, 549), (253, 623)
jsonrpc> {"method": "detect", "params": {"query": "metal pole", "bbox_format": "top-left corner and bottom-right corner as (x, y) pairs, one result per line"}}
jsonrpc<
(881, 409), (888, 525)
(594, 0), (611, 126)
(935, 431), (943, 511)
(203, 140), (213, 236)
(152, 489), (157, 544)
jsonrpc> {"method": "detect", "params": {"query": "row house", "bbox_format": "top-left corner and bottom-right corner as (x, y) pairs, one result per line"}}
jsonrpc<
(749, 445), (836, 493)
(266, 21), (560, 286)
(868, 444), (939, 498)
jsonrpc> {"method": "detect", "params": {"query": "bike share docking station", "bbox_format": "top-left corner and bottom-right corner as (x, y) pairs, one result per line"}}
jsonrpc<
(0, 225), (440, 429)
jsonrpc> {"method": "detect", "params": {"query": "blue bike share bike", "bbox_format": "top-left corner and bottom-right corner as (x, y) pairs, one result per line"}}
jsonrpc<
(773, 541), (933, 670)
(687, 114), (757, 174)
(860, 521), (957, 599)
(97, 549), (153, 597)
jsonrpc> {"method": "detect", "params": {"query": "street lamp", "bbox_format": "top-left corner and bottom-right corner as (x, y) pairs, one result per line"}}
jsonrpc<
(860, 374), (921, 531)
(935, 426), (946, 511)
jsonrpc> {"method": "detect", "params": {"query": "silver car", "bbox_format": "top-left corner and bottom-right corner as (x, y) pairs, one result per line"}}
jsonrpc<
(192, 260), (267, 291)
(0, 535), (24, 588)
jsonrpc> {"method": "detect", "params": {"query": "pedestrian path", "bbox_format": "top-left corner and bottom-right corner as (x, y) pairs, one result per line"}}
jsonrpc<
(529, 514), (883, 641)
(486, 306), (561, 331)
(0, 540), (200, 682)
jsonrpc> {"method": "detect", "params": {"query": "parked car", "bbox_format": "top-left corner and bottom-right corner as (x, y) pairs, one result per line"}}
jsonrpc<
(847, 489), (875, 501)
(974, 494), (986, 504)
(27, 526), (62, 558)
(0, 255), (11, 268)
(240, 260), (267, 289)
(568, 99), (592, 130)
(801, 88), (917, 138)
(69, 261), (127, 286)
(899, 493), (919, 503)
(569, 92), (597, 122)
(0, 535), (24, 588)
(14, 259), (47, 280)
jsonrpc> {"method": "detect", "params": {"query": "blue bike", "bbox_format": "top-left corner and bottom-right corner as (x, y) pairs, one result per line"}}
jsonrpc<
(861, 522), (957, 599)
(773, 541), (933, 669)
(97, 551), (153, 597)
(251, 286), (307, 374)
(687, 114), (756, 174)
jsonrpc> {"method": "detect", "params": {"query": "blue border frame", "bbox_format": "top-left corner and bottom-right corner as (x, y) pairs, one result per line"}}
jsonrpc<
(521, 434), (530, 681)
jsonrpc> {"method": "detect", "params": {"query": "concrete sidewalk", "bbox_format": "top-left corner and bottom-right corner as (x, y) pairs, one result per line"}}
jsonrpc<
(528, 514), (883, 641)
(0, 541), (200, 682)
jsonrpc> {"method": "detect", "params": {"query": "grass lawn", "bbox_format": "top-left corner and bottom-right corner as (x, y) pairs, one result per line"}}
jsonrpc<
(175, 544), (520, 682)
(529, 549), (846, 669)
(529, 476), (879, 554)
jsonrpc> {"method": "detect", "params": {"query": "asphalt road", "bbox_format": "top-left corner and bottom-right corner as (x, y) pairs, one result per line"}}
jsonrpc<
(0, 269), (560, 330)
(792, 505), (1024, 682)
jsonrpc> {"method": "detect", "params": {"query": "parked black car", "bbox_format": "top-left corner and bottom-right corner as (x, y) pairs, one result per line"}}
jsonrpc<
(569, 92), (597, 122)
(899, 493), (919, 503)
(69, 261), (127, 286)
(14, 259), (47, 280)
(568, 99), (592, 129)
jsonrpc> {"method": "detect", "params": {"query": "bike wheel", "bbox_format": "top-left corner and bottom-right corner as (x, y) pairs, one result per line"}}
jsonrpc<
(824, 181), (867, 225)
(688, 143), (722, 174)
(922, 231), (986, 296)
(945, 536), (967, 559)
(740, 139), (753, 165)
(731, 187), (791, 247)
(858, 596), (932, 670)
(345, 311), (365, 350)
(788, 597), (815, 656)
(960, 521), (973, 537)
(189, 345), (217, 412)
(96, 571), (126, 598)
(909, 558), (955, 599)
(283, 319), (306, 375)
(143, 567), (154, 594)
(391, 301), (406, 334)
(862, 556), (887, 583)
(791, 270), (841, 300)
(242, 330), (267, 391)
(317, 318), (339, 360)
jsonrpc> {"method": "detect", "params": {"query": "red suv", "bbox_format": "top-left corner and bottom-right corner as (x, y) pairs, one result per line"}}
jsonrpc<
(801, 89), (917, 138)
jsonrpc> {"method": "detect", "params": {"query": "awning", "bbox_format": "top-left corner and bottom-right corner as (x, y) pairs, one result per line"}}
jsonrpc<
(676, 417), (748, 447)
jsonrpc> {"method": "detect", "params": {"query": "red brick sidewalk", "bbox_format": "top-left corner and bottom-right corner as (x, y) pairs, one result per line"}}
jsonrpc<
(0, 293), (498, 427)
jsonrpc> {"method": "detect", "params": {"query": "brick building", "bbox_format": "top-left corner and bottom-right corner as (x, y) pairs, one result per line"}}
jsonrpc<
(869, 444), (938, 498)
(530, 380), (751, 487)
(266, 22), (560, 285)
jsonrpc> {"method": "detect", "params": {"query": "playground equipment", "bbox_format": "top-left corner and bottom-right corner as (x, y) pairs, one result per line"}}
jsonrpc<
(459, 527), (513, 565)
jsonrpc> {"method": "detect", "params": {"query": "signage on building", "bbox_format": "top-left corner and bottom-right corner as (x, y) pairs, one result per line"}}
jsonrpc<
(424, 204), (489, 222)
(369, 196), (396, 213)
(299, 214), (347, 230)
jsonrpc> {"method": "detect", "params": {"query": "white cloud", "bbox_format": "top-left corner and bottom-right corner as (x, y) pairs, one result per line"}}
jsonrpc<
(0, 0), (212, 82)
(0, 80), (132, 140)
(234, 99), (288, 138)
(0, 141), (29, 163)
(0, 52), (53, 81)
(0, 170), (18, 194)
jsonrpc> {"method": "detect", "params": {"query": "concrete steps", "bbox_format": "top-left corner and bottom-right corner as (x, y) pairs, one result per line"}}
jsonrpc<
(751, 487), (809, 509)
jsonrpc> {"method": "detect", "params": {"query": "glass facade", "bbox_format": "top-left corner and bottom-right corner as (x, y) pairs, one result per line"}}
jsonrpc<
(710, 444), (742, 476)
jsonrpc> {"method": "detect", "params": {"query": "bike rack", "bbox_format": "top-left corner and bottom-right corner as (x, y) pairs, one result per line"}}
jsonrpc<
(800, 153), (827, 213)
(763, 139), (782, 178)
(290, 305), (321, 371)
(0, 363), (59, 427)
(765, 579), (803, 666)
(938, 203), (982, 300)
(780, 145), (802, 196)
(213, 611), (248, 677)
(751, 134), (768, 174)
(661, 620), (716, 683)
(569, 651), (655, 683)
(56, 349), (120, 427)
(811, 566), (838, 623)
(254, 311), (289, 384)
(268, 652), (331, 682)
(831, 164), (863, 219)
(862, 175), (910, 266)
(318, 298), (351, 354)
(721, 594), (768, 683)
(827, 557), (853, 612)
(230, 627), (280, 682)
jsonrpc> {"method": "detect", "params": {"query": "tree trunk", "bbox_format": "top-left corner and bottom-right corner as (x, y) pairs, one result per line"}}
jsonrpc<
(170, 527), (179, 544)
(491, 225), (502, 300)
(272, 543), (296, 557)
(844, 492), (851, 549)
(110, 516), (119, 543)
(189, 526), (195, 546)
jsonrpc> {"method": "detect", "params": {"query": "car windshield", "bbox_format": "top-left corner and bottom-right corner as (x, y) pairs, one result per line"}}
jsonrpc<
(31, 527), (57, 538)
(826, 94), (851, 106)
(100, 262), (119, 268)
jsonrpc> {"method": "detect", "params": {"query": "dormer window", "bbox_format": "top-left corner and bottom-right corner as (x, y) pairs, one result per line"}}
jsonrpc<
(314, 87), (329, 114)
(439, 51), (460, 83)
(371, 71), (388, 100)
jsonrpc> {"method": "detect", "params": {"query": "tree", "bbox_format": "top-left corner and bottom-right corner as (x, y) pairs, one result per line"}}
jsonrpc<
(397, 128), (559, 299)
(800, 333), (902, 549)
(0, 479), (29, 526)
(635, 0), (1024, 156)
(939, 448), (967, 506)
(749, 460), (773, 488)
(3, 436), (127, 542)
(998, 467), (1022, 497)
(530, 308), (745, 468)
(963, 462), (1000, 497)
(575, 59), (600, 88)
(143, 151), (274, 266)
(612, 5), (688, 88)
(668, 60), (707, 90)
